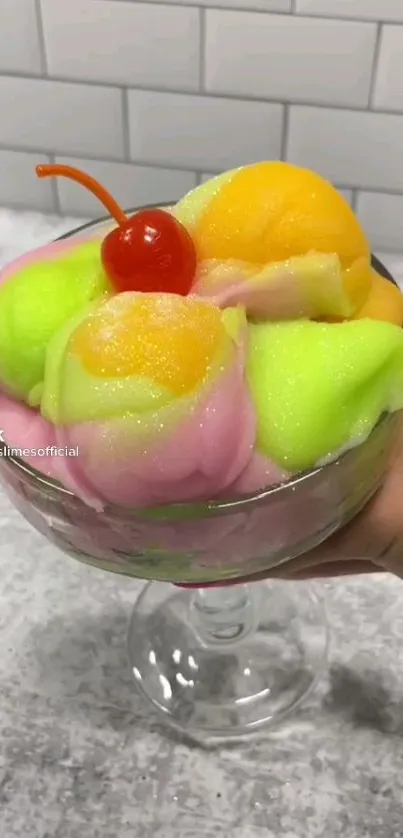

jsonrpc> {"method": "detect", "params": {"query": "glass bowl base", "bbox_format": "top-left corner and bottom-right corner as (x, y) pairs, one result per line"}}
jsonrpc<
(128, 580), (328, 738)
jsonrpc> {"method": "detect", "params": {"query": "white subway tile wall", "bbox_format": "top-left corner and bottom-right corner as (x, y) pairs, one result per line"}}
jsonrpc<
(127, 90), (283, 169)
(55, 156), (196, 215)
(0, 0), (401, 251)
(101, 0), (293, 9)
(287, 106), (403, 192)
(0, 76), (124, 158)
(205, 12), (377, 107)
(373, 26), (403, 111)
(0, 151), (53, 212)
(0, 0), (42, 75)
(356, 192), (403, 251)
(41, 0), (200, 90)
(296, 1), (403, 22)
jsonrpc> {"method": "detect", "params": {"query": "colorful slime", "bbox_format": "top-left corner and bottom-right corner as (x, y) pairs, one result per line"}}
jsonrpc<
(0, 160), (402, 510)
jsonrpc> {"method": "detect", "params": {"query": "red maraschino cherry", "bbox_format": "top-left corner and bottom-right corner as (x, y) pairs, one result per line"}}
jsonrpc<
(36, 164), (197, 295)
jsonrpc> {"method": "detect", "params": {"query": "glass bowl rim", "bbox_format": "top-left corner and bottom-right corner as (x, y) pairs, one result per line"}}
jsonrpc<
(0, 207), (392, 520)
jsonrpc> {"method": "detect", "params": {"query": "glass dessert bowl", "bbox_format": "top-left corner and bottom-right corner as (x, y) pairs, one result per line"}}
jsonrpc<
(0, 212), (400, 738)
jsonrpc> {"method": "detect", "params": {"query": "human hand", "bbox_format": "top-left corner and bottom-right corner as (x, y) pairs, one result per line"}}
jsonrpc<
(182, 420), (403, 590)
(266, 419), (403, 582)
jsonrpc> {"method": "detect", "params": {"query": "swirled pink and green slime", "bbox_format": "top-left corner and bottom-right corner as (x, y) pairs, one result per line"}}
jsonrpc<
(0, 160), (402, 510)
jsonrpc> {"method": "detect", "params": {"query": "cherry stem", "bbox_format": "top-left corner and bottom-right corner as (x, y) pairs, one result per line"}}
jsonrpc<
(35, 164), (128, 227)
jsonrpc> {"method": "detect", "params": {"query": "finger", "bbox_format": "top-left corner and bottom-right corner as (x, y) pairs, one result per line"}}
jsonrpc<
(267, 495), (398, 580)
(283, 560), (381, 579)
(179, 558), (383, 589)
(264, 549), (372, 580)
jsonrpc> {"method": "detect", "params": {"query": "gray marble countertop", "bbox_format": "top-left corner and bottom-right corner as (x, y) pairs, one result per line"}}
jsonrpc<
(1, 209), (403, 838)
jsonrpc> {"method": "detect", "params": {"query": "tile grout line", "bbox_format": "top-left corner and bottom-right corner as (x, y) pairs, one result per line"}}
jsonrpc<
(3, 144), (403, 199)
(280, 103), (290, 160)
(48, 152), (62, 214)
(199, 7), (207, 91)
(34, 0), (48, 76)
(2, 69), (403, 117)
(0, 142), (219, 174)
(91, 0), (403, 25)
(121, 88), (131, 161)
(367, 22), (383, 109)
